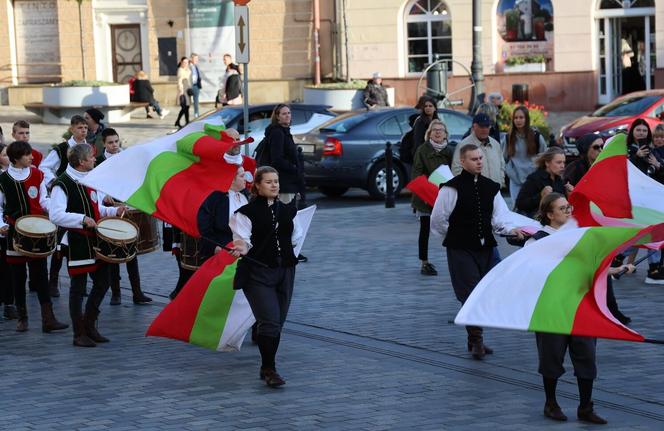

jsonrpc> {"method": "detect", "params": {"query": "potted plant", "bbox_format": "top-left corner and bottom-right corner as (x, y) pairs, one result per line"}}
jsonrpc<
(504, 55), (546, 73)
(504, 10), (520, 41)
(303, 80), (395, 111)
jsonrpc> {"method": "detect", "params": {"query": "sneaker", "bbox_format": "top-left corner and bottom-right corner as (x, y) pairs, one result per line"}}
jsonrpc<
(420, 262), (438, 276)
(160, 109), (170, 119)
(645, 269), (664, 285)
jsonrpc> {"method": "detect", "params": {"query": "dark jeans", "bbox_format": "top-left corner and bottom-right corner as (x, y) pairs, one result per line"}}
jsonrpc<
(145, 99), (162, 116)
(68, 263), (110, 322)
(418, 216), (430, 261)
(242, 265), (295, 338)
(191, 85), (200, 117)
(11, 259), (50, 307)
(175, 101), (189, 127)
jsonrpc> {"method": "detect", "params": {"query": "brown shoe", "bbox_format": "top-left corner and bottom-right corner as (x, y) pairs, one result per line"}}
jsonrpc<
(577, 402), (607, 425)
(16, 306), (28, 332)
(466, 326), (486, 360)
(260, 368), (286, 387)
(543, 402), (567, 421)
(41, 303), (69, 333)
(73, 318), (96, 348)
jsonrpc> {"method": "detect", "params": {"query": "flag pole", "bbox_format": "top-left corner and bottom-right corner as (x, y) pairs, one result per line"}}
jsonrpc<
(643, 338), (664, 345)
(199, 235), (269, 268)
(613, 250), (658, 279)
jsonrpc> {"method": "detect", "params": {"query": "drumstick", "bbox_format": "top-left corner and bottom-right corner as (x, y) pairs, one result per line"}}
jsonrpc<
(97, 226), (131, 234)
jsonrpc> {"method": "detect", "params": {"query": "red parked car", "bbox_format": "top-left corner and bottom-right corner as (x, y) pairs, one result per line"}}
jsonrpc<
(559, 90), (664, 156)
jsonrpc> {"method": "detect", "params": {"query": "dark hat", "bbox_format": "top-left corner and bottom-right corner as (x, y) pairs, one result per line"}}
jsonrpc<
(575, 133), (601, 155)
(472, 113), (491, 127)
(85, 108), (105, 124)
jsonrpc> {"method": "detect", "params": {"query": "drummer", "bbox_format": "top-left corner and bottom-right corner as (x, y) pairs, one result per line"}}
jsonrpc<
(49, 143), (127, 348)
(0, 141), (69, 333)
(96, 128), (152, 305)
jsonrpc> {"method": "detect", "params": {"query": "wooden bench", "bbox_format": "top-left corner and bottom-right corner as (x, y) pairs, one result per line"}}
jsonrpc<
(24, 102), (150, 125)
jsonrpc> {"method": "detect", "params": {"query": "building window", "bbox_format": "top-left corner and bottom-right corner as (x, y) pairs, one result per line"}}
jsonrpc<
(405, 0), (452, 73)
(599, 0), (654, 8)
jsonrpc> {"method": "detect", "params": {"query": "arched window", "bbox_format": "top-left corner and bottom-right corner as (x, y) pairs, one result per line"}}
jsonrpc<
(405, 0), (452, 73)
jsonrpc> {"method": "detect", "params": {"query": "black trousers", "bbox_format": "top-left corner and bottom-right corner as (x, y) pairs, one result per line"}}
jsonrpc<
(0, 250), (14, 306)
(11, 259), (51, 307)
(418, 216), (430, 261)
(536, 333), (597, 380)
(175, 102), (189, 126)
(446, 247), (496, 304)
(109, 256), (140, 287)
(170, 254), (195, 298)
(242, 265), (295, 338)
(68, 263), (110, 322)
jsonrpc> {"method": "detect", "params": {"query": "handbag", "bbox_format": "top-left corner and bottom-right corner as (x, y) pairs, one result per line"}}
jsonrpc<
(179, 94), (187, 106)
(186, 88), (194, 96)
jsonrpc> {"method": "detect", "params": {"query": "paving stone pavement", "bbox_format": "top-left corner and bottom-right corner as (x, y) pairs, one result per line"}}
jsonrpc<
(1, 107), (663, 430)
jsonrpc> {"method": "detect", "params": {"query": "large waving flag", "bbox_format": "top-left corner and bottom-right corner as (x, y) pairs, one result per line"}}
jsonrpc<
(456, 223), (664, 342)
(81, 120), (251, 237)
(146, 206), (317, 352)
(407, 165), (540, 234)
(570, 133), (664, 229)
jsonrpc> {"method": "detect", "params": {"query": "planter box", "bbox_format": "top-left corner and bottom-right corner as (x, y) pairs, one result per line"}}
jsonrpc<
(504, 63), (546, 74)
(303, 87), (396, 111)
(32, 85), (132, 124)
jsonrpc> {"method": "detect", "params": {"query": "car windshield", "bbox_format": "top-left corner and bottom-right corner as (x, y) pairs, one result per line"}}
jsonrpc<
(318, 111), (373, 133)
(591, 95), (659, 117)
(199, 107), (242, 125)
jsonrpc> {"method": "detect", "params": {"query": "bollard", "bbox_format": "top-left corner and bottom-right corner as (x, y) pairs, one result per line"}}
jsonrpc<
(385, 142), (395, 208)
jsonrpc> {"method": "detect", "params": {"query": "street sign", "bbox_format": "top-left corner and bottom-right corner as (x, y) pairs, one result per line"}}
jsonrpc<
(235, 5), (249, 64)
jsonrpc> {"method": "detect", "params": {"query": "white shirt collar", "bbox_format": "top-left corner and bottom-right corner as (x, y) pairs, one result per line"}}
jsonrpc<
(223, 153), (243, 165)
(7, 165), (30, 181)
(105, 150), (120, 159)
(65, 164), (88, 182)
(67, 136), (83, 147)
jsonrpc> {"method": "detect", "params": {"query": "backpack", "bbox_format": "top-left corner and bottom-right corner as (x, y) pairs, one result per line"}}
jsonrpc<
(253, 135), (271, 167)
(399, 128), (415, 164)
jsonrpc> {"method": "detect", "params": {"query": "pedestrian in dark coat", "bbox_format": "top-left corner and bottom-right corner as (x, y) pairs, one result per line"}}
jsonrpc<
(411, 95), (439, 156)
(563, 133), (604, 186)
(362, 72), (389, 108)
(263, 104), (302, 205)
(515, 147), (571, 217)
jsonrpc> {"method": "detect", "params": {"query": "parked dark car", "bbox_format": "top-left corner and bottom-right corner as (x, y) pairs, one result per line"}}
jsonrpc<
(197, 103), (337, 154)
(559, 90), (664, 156)
(297, 107), (472, 199)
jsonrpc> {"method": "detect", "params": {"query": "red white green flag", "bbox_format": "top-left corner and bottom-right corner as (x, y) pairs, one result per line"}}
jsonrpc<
(81, 120), (251, 237)
(456, 223), (664, 342)
(570, 133), (664, 230)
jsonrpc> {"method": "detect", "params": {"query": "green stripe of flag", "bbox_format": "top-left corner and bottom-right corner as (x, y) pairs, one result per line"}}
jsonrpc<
(189, 261), (238, 350)
(528, 227), (640, 334)
(125, 133), (202, 213)
(594, 134), (626, 164)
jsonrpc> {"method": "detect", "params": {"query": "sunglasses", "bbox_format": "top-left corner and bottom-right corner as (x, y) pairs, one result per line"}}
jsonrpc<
(431, 128), (446, 133)
(558, 205), (574, 212)
(591, 144), (603, 150)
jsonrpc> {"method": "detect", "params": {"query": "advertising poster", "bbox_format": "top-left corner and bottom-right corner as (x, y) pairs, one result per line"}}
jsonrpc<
(187, 0), (235, 101)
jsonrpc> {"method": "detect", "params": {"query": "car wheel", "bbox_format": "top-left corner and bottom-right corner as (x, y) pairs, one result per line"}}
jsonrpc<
(367, 161), (404, 200)
(318, 186), (349, 197)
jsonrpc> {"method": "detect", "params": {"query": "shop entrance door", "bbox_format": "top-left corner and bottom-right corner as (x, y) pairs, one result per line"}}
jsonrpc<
(596, 3), (655, 105)
(111, 24), (143, 83)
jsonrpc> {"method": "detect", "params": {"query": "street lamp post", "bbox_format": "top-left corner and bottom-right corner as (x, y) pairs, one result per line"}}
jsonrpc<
(470, 0), (484, 113)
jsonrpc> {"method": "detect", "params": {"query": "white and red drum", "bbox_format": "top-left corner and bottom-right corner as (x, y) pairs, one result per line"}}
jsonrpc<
(95, 217), (139, 263)
(13, 215), (57, 258)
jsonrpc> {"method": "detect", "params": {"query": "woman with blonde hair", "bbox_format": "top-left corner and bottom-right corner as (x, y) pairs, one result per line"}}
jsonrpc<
(411, 119), (453, 276)
(133, 70), (168, 119)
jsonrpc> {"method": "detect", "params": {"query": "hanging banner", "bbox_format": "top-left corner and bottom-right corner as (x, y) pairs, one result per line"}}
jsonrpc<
(187, 0), (236, 102)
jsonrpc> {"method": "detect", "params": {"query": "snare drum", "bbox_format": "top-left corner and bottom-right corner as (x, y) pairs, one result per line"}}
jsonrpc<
(95, 217), (139, 263)
(125, 209), (160, 254)
(13, 215), (57, 258)
(180, 232), (205, 270)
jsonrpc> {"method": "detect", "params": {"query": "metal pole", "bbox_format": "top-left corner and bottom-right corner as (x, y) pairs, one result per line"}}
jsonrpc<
(313, 0), (321, 86)
(470, 0), (484, 113)
(385, 142), (395, 208)
(243, 62), (250, 156)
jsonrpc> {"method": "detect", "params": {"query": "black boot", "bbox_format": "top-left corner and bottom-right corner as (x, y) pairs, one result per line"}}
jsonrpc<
(41, 303), (69, 333)
(577, 402), (607, 424)
(84, 310), (110, 343)
(73, 318), (96, 347)
(130, 273), (152, 305)
(466, 326), (486, 359)
(16, 305), (28, 332)
(49, 252), (62, 297)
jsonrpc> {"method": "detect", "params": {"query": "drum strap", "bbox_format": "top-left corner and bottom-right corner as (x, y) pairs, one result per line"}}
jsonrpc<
(4, 215), (16, 226)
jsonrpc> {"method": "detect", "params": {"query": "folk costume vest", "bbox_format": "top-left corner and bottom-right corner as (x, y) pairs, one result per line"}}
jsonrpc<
(236, 196), (297, 268)
(0, 167), (45, 263)
(51, 142), (70, 178)
(443, 169), (500, 250)
(53, 173), (101, 275)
